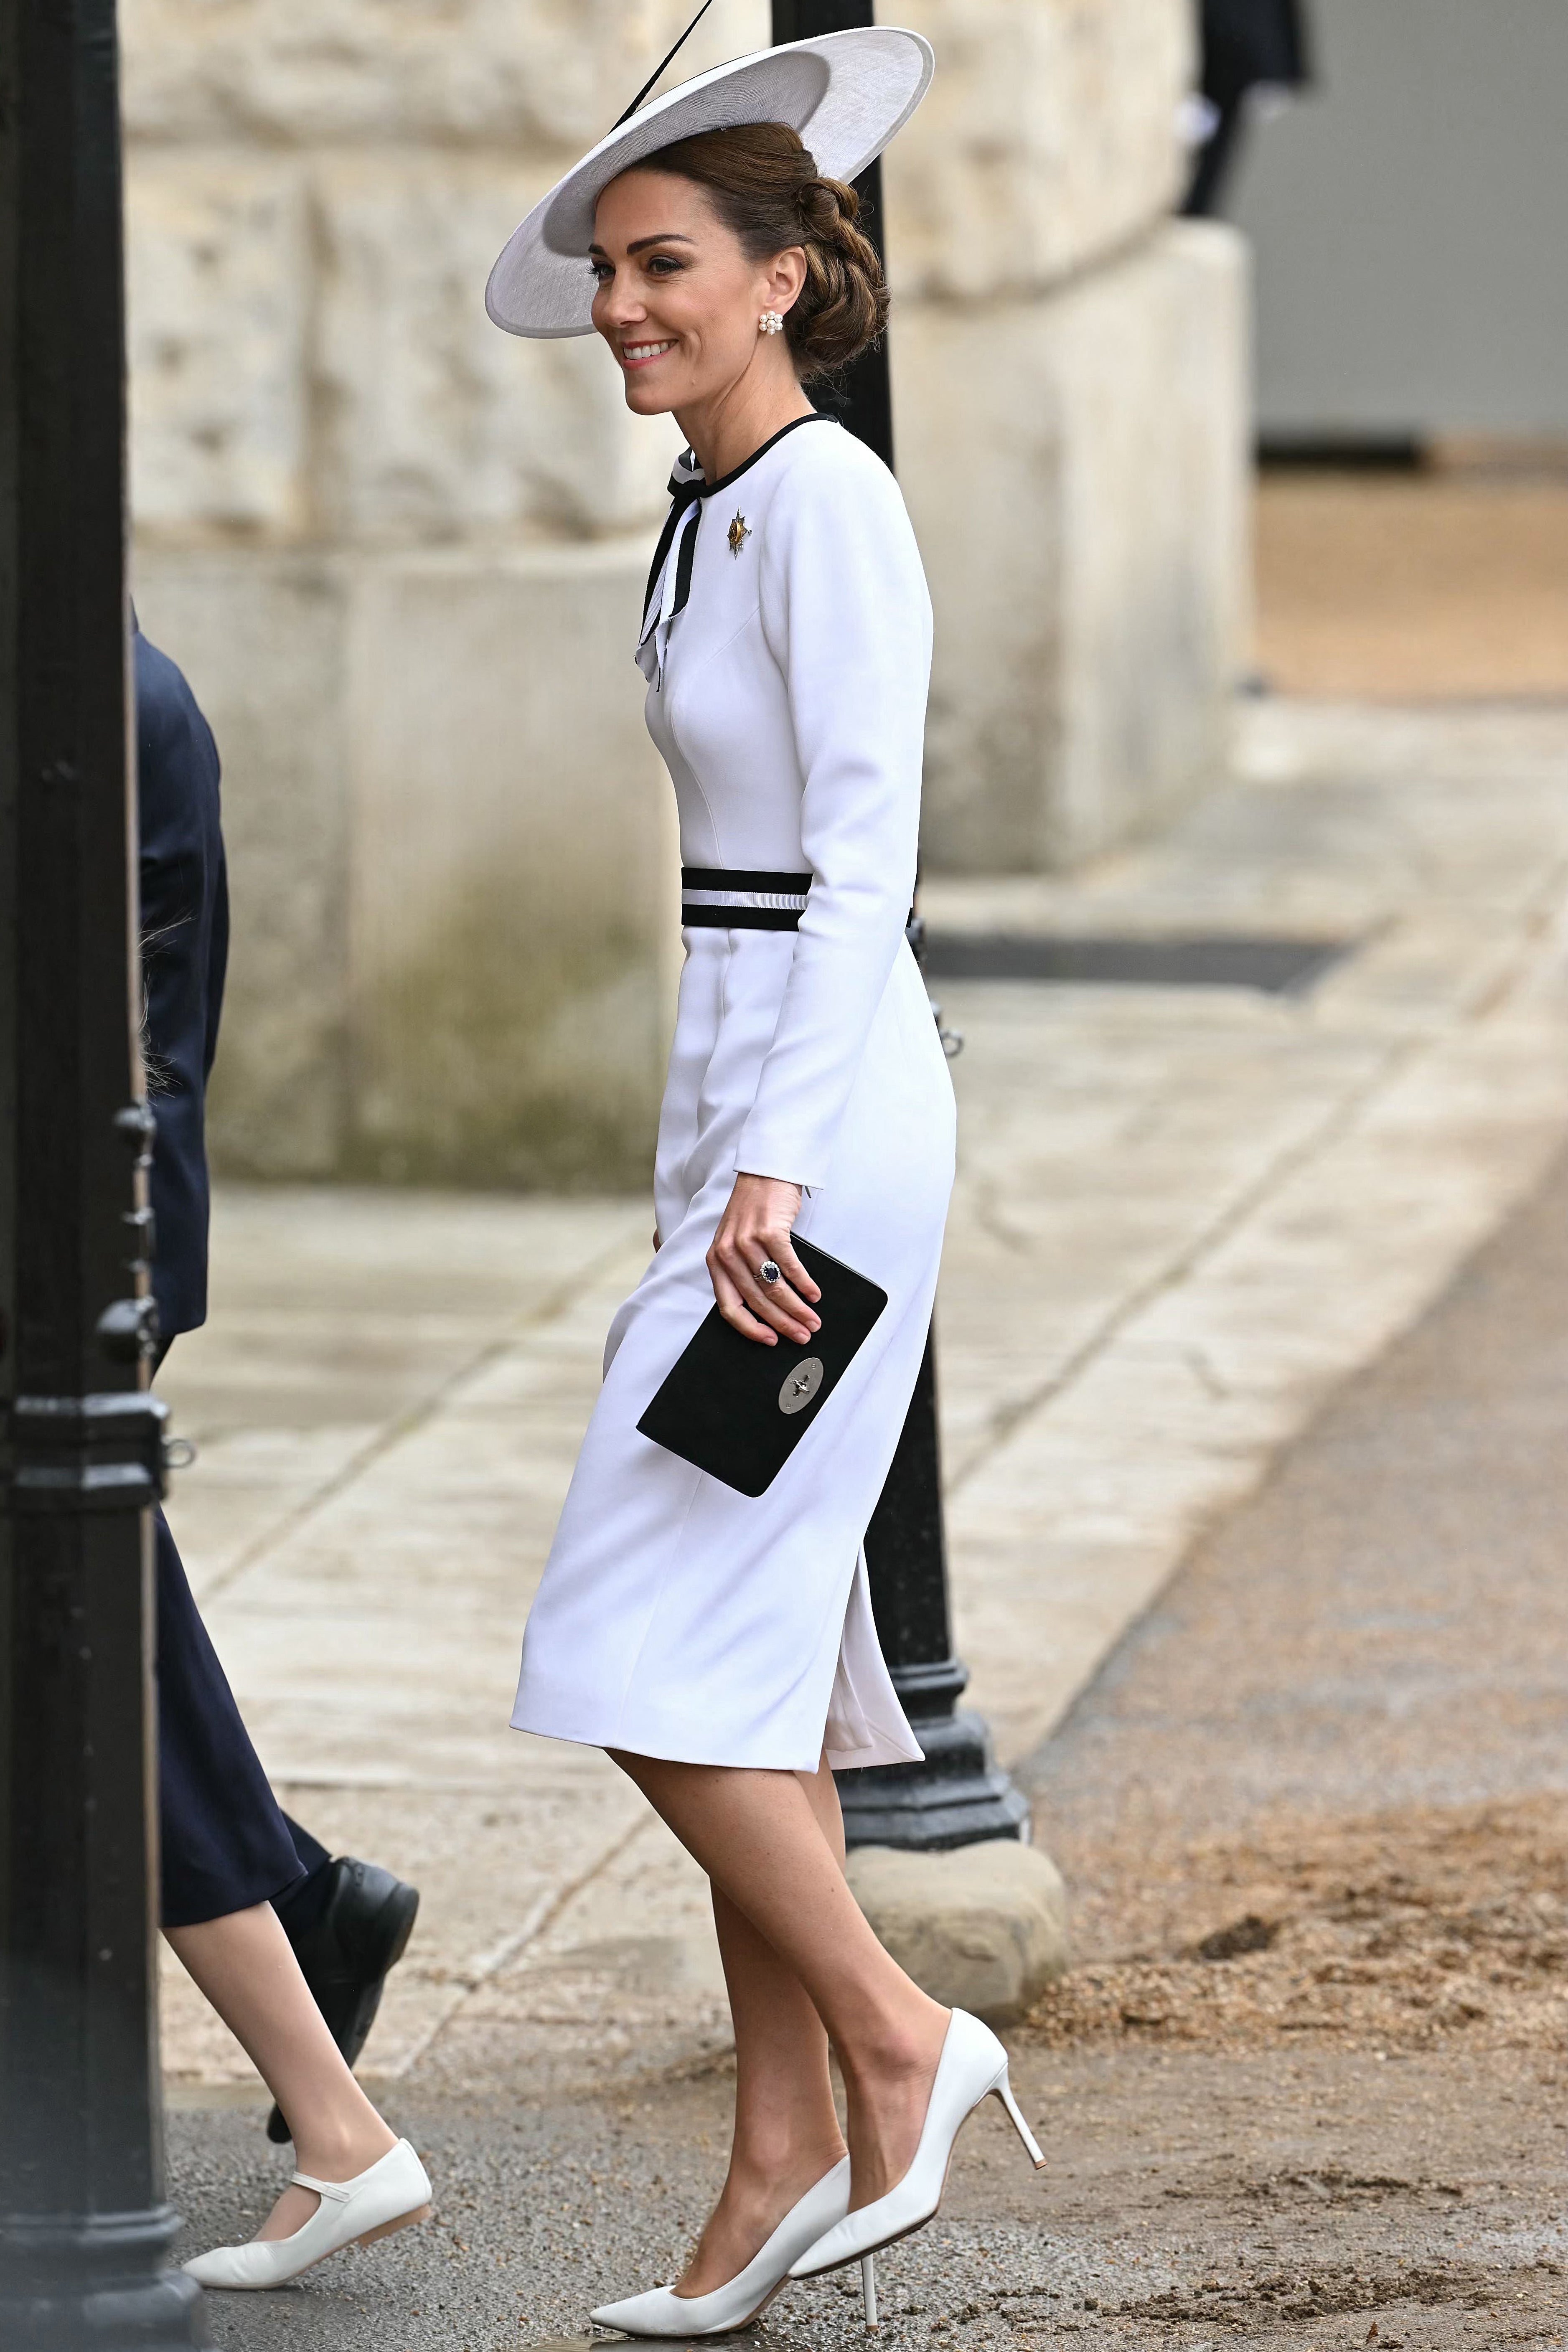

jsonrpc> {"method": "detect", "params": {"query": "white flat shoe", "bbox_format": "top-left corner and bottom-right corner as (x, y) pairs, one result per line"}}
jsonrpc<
(182, 2136), (432, 2289)
(789, 2011), (1043, 2316)
(590, 2156), (851, 2337)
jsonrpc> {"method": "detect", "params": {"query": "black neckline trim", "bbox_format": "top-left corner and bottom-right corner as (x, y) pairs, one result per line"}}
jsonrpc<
(694, 412), (837, 500)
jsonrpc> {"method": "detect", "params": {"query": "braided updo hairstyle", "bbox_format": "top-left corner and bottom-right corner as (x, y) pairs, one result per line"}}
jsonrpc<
(628, 120), (888, 380)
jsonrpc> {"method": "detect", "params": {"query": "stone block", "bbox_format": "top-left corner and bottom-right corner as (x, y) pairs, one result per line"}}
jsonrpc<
(133, 537), (677, 1189)
(847, 1840), (1070, 2024)
(131, 549), (353, 1177)
(884, 0), (1192, 299)
(122, 0), (768, 152)
(343, 540), (678, 1189)
(313, 157), (680, 544)
(126, 153), (310, 538)
(897, 221), (1252, 873)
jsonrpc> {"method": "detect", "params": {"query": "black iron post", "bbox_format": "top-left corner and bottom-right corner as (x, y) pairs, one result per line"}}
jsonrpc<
(773, 0), (1029, 1849)
(0, 1), (206, 2342)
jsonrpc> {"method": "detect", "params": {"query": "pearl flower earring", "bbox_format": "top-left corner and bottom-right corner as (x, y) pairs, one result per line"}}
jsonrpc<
(758, 310), (784, 336)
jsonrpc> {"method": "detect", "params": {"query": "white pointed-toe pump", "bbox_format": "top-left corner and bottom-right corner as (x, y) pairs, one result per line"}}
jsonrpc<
(590, 2156), (851, 2338)
(182, 2136), (432, 2289)
(789, 2010), (1044, 2322)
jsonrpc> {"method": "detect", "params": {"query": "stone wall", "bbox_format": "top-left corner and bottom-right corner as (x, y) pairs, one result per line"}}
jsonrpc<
(897, 223), (1251, 872)
(882, 0), (1250, 872)
(881, 0), (1193, 297)
(123, 0), (1249, 1185)
(124, 1), (769, 1184)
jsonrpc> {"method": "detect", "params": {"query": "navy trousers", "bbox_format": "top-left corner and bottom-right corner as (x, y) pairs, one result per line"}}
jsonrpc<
(156, 1507), (325, 1930)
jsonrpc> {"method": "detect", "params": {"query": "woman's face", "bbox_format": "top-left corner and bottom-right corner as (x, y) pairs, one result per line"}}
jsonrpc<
(590, 168), (805, 416)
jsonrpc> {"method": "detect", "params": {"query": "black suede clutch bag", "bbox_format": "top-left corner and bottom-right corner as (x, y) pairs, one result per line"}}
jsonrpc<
(637, 1238), (889, 1497)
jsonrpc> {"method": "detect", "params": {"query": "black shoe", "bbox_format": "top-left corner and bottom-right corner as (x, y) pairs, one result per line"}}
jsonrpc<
(267, 1857), (420, 2144)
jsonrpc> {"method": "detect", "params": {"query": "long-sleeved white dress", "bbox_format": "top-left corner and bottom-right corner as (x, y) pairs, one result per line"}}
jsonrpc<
(511, 414), (955, 1772)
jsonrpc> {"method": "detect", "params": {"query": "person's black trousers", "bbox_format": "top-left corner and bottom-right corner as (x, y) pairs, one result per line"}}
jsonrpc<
(155, 1506), (334, 1933)
(1183, 56), (1251, 216)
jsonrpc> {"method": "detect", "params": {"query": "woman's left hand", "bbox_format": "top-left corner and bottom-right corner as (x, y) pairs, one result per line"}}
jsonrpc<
(707, 1173), (823, 1346)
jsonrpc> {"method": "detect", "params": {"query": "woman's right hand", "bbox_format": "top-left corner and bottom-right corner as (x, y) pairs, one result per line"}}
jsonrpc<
(706, 1173), (822, 1346)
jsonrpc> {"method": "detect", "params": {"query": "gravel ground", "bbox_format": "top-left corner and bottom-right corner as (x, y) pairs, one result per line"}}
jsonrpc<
(1255, 469), (1568, 698)
(170, 1151), (1568, 2349)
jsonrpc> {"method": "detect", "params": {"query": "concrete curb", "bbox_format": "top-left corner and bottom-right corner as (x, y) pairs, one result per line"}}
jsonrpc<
(847, 1839), (1070, 2024)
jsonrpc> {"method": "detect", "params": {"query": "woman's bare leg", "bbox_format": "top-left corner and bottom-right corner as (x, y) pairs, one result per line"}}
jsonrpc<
(610, 1751), (949, 2235)
(674, 1757), (849, 2295)
(168, 1903), (401, 2241)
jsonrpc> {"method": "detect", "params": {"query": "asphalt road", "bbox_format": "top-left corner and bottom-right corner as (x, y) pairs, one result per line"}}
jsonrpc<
(170, 1149), (1568, 2350)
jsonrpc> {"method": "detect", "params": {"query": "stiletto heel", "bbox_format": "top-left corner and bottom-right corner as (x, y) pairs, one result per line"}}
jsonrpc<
(992, 2075), (1046, 2169)
(861, 2252), (879, 2330)
(790, 2012), (1045, 2286)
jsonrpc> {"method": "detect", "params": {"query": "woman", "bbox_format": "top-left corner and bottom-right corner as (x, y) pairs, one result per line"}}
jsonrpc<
(487, 26), (1043, 2337)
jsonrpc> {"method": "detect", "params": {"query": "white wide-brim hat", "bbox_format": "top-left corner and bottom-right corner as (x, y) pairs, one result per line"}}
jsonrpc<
(485, 27), (934, 340)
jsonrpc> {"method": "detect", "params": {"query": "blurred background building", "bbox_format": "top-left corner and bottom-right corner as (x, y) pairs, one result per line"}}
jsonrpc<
(1212, 0), (1568, 706)
(1231, 0), (1567, 448)
(121, 1), (1243, 1189)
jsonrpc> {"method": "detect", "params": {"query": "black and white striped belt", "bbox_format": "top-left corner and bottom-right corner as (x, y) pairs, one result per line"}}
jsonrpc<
(680, 866), (811, 930)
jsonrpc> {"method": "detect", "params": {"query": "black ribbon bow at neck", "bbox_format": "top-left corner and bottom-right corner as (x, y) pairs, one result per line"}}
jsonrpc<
(637, 451), (706, 685)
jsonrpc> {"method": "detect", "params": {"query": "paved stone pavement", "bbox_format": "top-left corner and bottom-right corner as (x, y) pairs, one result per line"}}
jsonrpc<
(157, 699), (1568, 2117)
(170, 951), (1568, 2352)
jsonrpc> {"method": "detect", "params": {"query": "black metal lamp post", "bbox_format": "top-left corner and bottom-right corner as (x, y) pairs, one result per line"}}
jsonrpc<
(0, 2), (206, 2342)
(772, 1), (1029, 1850)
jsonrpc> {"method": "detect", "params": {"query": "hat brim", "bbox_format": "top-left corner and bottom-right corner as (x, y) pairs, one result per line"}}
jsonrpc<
(485, 27), (934, 339)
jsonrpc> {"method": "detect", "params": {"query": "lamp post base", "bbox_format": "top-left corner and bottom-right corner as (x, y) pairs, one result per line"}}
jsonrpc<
(838, 1709), (1032, 1851)
(0, 2208), (208, 2352)
(836, 1659), (1031, 1852)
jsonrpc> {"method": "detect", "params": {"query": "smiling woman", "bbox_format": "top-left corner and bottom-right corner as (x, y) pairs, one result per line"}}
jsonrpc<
(591, 120), (887, 398)
(481, 28), (1046, 2344)
(582, 125), (888, 496)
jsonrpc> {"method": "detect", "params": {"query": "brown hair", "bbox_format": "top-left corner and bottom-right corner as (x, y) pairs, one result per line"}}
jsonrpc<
(627, 120), (888, 380)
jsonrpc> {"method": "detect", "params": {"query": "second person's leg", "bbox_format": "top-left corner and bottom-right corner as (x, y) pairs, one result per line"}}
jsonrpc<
(168, 1903), (407, 2241)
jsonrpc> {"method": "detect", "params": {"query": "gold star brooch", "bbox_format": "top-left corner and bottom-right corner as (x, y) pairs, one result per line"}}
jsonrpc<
(727, 512), (750, 557)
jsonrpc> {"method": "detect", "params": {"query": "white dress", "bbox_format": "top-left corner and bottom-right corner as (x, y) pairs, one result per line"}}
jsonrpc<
(511, 415), (955, 1772)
